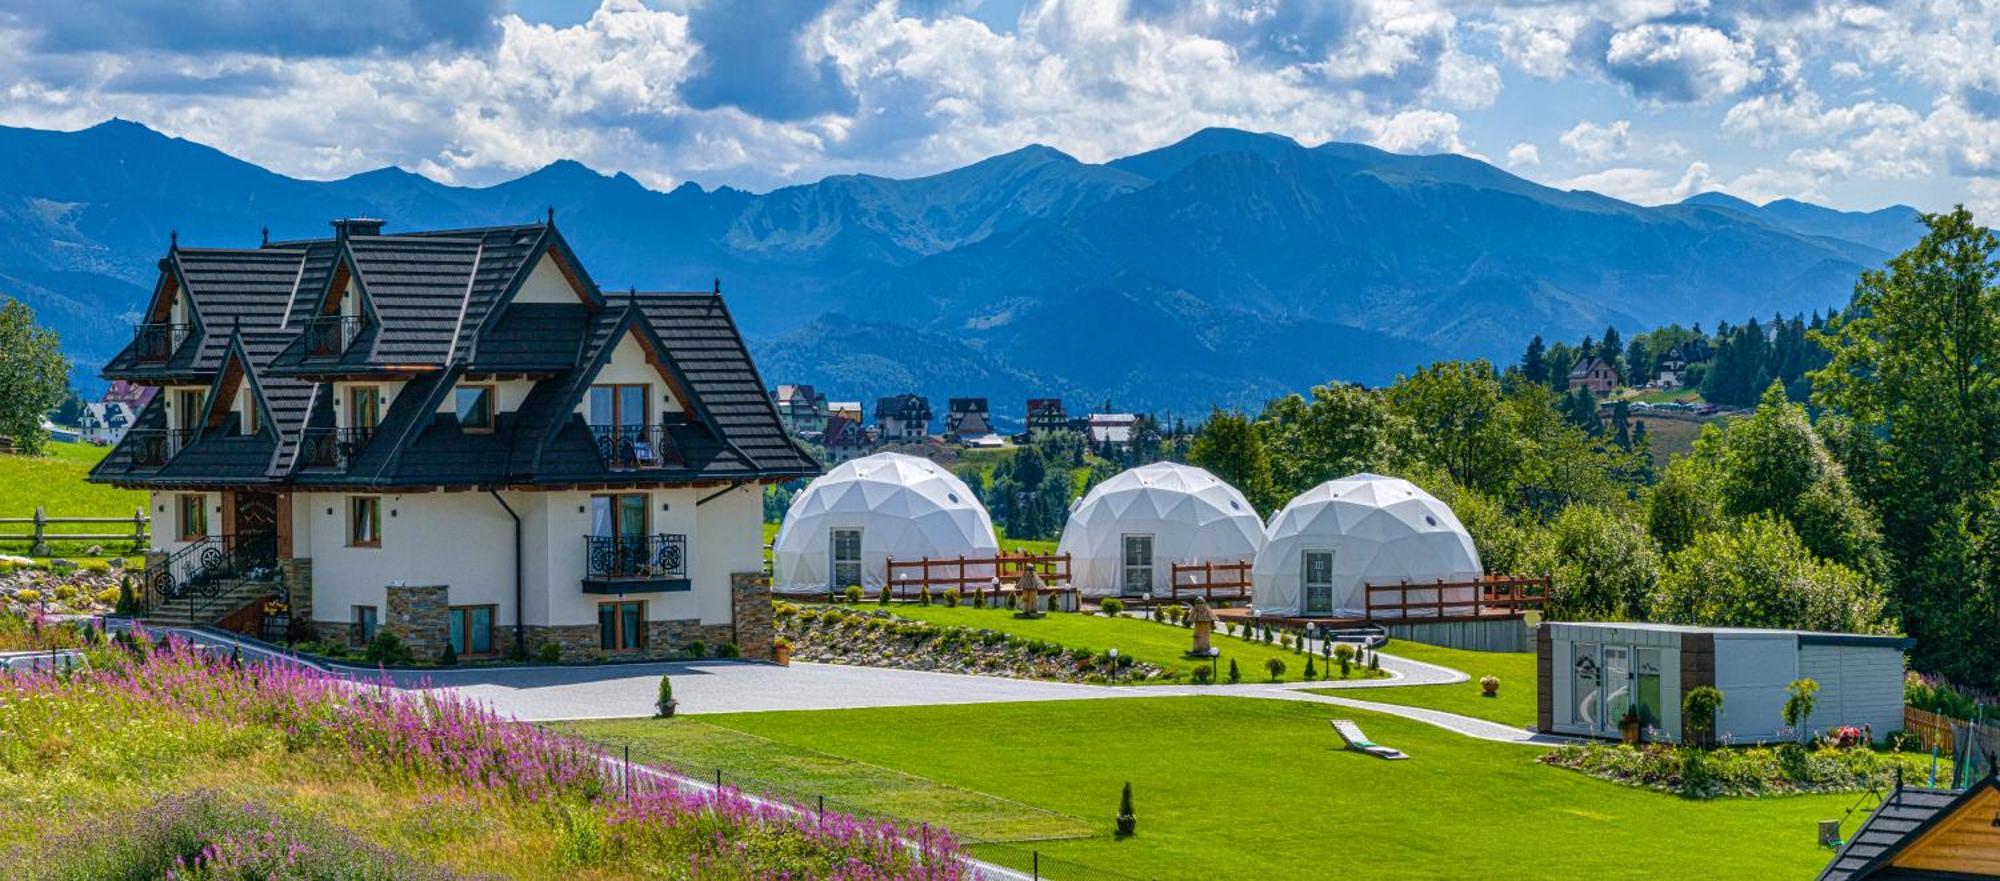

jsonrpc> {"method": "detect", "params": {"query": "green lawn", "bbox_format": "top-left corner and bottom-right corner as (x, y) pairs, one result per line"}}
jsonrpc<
(564, 698), (1851, 880)
(878, 603), (1381, 684)
(1315, 641), (1539, 728)
(0, 441), (148, 557)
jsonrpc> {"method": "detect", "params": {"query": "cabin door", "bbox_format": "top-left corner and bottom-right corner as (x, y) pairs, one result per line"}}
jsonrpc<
(830, 528), (863, 589)
(231, 490), (280, 571)
(1121, 535), (1153, 596)
(1302, 550), (1335, 614)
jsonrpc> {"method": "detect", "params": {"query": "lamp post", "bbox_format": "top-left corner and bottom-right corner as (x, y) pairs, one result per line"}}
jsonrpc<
(1109, 647), (1119, 684)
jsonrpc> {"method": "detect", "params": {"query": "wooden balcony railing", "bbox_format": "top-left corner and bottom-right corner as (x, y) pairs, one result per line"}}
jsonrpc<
(1168, 560), (1252, 602)
(1363, 575), (1550, 621)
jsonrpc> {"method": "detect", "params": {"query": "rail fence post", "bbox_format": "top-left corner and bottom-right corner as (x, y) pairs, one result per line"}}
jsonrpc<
(1032, 850), (1040, 880)
(30, 506), (48, 556)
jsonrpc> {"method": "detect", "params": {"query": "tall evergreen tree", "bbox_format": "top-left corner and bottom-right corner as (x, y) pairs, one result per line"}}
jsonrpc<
(1521, 335), (1548, 386)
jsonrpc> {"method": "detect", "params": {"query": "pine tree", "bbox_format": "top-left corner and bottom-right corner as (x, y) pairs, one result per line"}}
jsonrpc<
(1521, 335), (1548, 386)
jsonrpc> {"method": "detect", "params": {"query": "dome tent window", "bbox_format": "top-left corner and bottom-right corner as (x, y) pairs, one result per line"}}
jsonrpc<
(1058, 462), (1266, 598)
(830, 528), (863, 589)
(1302, 550), (1335, 614)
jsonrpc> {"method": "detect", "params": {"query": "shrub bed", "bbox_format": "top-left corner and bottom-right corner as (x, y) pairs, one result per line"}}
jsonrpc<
(1538, 741), (1940, 799)
(776, 603), (1172, 683)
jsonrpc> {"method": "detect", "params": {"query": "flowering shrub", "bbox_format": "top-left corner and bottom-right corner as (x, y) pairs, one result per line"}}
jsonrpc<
(0, 636), (965, 879)
(1539, 741), (1940, 799)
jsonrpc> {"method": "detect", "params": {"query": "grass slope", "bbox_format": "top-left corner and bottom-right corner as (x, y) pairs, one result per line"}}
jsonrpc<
(1313, 641), (1539, 728)
(571, 698), (1848, 880)
(879, 603), (1375, 684)
(0, 442), (147, 556)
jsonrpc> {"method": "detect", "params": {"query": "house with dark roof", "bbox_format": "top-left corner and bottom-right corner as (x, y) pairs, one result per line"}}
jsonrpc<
(89, 217), (818, 661)
(771, 384), (830, 437)
(874, 393), (931, 442)
(1567, 356), (1618, 395)
(1024, 398), (1067, 436)
(1818, 775), (2000, 880)
(945, 397), (992, 441)
(819, 415), (872, 465)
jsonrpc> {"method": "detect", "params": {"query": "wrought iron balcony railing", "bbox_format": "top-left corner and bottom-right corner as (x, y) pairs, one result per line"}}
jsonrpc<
(584, 533), (687, 582)
(588, 423), (682, 470)
(299, 426), (376, 470)
(123, 428), (200, 469)
(302, 316), (366, 359)
(132, 323), (193, 363)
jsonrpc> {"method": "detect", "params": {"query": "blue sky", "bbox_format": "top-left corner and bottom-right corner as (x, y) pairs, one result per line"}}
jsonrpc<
(0, 0), (1993, 215)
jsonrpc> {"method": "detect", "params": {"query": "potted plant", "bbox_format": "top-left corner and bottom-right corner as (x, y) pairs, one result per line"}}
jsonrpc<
(1618, 705), (1644, 745)
(1115, 782), (1136, 837)
(772, 635), (793, 667)
(655, 673), (678, 718)
(1480, 675), (1500, 697)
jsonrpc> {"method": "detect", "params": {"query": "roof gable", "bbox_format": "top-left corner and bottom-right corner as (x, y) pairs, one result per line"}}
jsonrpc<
(1821, 778), (2000, 881)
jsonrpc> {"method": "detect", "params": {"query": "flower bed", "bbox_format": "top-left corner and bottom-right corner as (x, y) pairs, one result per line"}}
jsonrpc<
(0, 633), (965, 879)
(777, 604), (1173, 683)
(1538, 741), (1941, 799)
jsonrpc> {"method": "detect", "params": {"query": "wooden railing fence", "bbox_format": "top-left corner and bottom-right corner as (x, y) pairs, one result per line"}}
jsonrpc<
(1903, 706), (2000, 757)
(1363, 575), (1550, 621)
(0, 507), (149, 555)
(1167, 560), (1252, 601)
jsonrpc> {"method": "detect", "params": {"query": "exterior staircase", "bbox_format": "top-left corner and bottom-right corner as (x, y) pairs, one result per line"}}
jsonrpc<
(143, 533), (283, 629)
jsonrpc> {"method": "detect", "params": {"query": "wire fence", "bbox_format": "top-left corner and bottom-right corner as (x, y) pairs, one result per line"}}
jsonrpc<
(599, 745), (1153, 881)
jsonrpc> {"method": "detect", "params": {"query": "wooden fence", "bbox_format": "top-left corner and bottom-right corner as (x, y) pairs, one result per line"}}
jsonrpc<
(882, 551), (1072, 596)
(1363, 575), (1550, 622)
(1904, 706), (2000, 757)
(0, 507), (149, 555)
(1167, 560), (1252, 602)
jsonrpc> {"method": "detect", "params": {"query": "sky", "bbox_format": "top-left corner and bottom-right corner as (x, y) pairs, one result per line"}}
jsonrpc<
(0, 0), (1995, 215)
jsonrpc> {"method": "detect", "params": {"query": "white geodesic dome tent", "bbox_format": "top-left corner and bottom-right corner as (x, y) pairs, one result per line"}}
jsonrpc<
(771, 452), (999, 591)
(1252, 474), (1482, 617)
(1057, 462), (1267, 597)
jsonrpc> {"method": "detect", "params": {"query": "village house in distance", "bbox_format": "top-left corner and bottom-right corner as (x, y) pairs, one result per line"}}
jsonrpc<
(88, 216), (817, 660)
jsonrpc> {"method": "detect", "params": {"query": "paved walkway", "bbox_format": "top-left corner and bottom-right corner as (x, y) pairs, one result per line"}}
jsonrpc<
(150, 623), (1559, 745)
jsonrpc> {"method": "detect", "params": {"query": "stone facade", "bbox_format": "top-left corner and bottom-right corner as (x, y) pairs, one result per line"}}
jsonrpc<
(731, 571), (775, 661)
(315, 619), (356, 648)
(517, 620), (733, 662)
(279, 557), (312, 639)
(385, 584), (449, 659)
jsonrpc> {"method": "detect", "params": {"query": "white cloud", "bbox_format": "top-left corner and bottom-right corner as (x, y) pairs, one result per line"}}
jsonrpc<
(1560, 119), (1631, 161)
(1557, 161), (1716, 205)
(1604, 23), (1763, 102)
(1507, 141), (1540, 166)
(1368, 109), (1467, 154)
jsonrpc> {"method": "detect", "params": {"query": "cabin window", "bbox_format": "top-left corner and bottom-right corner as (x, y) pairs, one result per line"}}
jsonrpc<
(241, 392), (260, 436)
(599, 601), (646, 652)
(587, 384), (649, 430)
(177, 494), (207, 541)
(175, 389), (203, 434)
(830, 528), (863, 588)
(352, 605), (379, 646)
(448, 605), (495, 656)
(347, 496), (382, 547)
(455, 385), (495, 433)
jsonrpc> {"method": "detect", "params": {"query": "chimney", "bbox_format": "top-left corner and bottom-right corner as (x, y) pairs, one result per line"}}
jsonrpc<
(331, 218), (387, 240)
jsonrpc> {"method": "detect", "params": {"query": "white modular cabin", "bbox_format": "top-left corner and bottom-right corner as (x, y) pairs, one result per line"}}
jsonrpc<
(1539, 622), (1911, 744)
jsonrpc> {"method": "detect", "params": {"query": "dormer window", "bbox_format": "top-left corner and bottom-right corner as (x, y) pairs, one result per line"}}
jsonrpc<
(455, 385), (495, 433)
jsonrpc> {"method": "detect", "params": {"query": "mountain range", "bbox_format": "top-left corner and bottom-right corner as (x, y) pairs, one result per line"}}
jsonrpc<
(0, 120), (1926, 421)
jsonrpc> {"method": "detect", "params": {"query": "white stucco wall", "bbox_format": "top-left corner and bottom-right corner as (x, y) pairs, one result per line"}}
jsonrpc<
(512, 254), (582, 304)
(570, 331), (684, 420)
(301, 484), (762, 630)
(332, 380), (409, 429)
(303, 491), (516, 626)
(150, 490), (219, 554)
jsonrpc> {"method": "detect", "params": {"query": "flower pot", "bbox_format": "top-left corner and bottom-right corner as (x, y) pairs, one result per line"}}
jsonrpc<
(1115, 814), (1136, 837)
(657, 699), (678, 719)
(1481, 682), (1499, 697)
(1620, 720), (1642, 746)
(773, 644), (792, 667)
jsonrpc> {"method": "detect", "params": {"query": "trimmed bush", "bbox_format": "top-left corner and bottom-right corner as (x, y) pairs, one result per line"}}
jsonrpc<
(1263, 657), (1287, 682)
(1683, 686), (1724, 745)
(1100, 598), (1124, 616)
(943, 588), (960, 607)
(718, 642), (741, 658)
(1228, 658), (1241, 683)
(536, 641), (564, 663)
(685, 640), (707, 659)
(364, 630), (413, 666)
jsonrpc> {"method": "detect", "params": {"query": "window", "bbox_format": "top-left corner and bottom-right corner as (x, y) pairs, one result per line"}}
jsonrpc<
(1302, 550), (1335, 614)
(177, 494), (207, 541)
(455, 385), (495, 432)
(587, 384), (650, 430)
(1121, 535), (1153, 596)
(599, 601), (646, 652)
(447, 605), (494, 656)
(830, 528), (863, 589)
(347, 496), (381, 547)
(349, 386), (381, 432)
(241, 393), (259, 435)
(1572, 644), (1602, 730)
(352, 605), (379, 646)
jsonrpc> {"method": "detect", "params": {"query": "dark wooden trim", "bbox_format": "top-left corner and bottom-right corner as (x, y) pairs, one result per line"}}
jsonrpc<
(1680, 631), (1716, 746)
(1537, 625), (1555, 733)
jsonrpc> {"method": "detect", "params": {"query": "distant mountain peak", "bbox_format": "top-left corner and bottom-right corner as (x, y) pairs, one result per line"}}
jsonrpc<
(1108, 127), (1304, 181)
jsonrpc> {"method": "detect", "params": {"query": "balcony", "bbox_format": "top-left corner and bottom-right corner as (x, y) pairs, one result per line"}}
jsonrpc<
(582, 533), (689, 594)
(302, 316), (366, 359)
(132, 323), (193, 363)
(589, 423), (683, 470)
(299, 426), (375, 470)
(123, 428), (198, 469)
